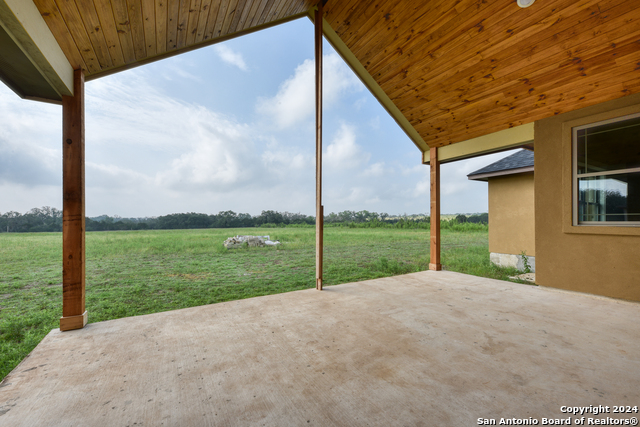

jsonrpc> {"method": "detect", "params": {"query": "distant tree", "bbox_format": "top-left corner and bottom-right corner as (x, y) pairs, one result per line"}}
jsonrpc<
(466, 213), (488, 224)
(324, 212), (339, 224)
(1, 211), (21, 232)
(236, 212), (254, 227)
(256, 210), (284, 226)
(214, 211), (241, 228)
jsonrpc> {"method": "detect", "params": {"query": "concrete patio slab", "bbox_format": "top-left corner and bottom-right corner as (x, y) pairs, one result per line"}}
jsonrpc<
(1, 271), (639, 426)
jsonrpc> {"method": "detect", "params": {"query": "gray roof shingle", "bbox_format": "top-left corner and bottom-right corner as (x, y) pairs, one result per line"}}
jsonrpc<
(467, 149), (534, 180)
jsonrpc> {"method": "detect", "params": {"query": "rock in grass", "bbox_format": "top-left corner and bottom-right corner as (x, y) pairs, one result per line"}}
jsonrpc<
(223, 235), (280, 249)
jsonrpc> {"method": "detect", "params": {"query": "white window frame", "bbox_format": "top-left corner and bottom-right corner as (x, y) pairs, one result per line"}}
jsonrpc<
(572, 111), (640, 226)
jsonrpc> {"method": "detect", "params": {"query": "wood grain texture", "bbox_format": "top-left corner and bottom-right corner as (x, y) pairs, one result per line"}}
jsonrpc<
(262, 0), (285, 25)
(393, 0), (621, 118)
(93, 0), (127, 67)
(59, 311), (87, 331)
(315, 2), (323, 291)
(166, 0), (179, 49)
(53, 0), (101, 72)
(185, 0), (202, 46)
(241, 0), (261, 31)
(429, 147), (441, 271)
(193, 0), (213, 43)
(211, 0), (229, 37)
(111, 0), (137, 63)
(250, 0), (274, 27)
(33, 0), (88, 70)
(175, 0), (192, 49)
(29, 0), (640, 148)
(154, 0), (168, 53)
(202, 0), (221, 40)
(324, 0), (640, 147)
(228, 0), (248, 33)
(33, 0), (319, 78)
(415, 0), (629, 113)
(73, 0), (113, 68)
(220, 0), (239, 35)
(126, 0), (147, 59)
(141, 0), (157, 56)
(61, 69), (86, 325)
(273, 0), (292, 21)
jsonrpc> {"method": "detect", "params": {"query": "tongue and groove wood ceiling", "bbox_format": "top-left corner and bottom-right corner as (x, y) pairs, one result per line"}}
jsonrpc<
(31, 0), (640, 149)
(323, 0), (640, 147)
(32, 0), (320, 77)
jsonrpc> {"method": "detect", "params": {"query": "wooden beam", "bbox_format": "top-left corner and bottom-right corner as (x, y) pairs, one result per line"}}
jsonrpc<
(422, 123), (534, 164)
(315, 1), (323, 291)
(429, 146), (442, 271)
(60, 68), (87, 331)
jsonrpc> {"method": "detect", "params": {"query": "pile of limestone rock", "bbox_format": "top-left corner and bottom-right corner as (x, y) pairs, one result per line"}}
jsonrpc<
(223, 235), (280, 249)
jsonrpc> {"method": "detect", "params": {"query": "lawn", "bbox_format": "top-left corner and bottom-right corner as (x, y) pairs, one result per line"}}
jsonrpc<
(0, 226), (526, 380)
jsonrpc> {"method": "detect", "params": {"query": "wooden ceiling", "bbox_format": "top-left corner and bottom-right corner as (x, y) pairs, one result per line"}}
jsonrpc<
(26, 0), (640, 149)
(324, 0), (640, 148)
(32, 0), (319, 79)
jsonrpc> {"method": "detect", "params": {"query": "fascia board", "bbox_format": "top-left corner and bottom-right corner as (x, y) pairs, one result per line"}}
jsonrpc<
(0, 0), (73, 99)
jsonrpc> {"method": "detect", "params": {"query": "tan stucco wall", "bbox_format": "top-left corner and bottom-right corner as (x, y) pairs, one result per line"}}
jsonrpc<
(535, 93), (640, 302)
(488, 173), (535, 257)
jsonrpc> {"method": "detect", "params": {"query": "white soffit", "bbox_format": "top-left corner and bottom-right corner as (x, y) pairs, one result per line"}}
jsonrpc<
(0, 0), (73, 99)
(423, 123), (535, 164)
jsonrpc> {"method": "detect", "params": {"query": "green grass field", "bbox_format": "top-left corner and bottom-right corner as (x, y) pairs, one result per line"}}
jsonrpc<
(0, 227), (526, 380)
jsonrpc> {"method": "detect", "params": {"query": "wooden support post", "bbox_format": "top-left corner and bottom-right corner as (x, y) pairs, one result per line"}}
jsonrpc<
(60, 69), (87, 331)
(429, 147), (442, 271)
(315, 1), (324, 291)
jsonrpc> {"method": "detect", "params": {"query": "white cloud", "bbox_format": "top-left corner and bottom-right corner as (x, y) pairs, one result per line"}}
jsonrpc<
(413, 178), (429, 198)
(86, 162), (152, 191)
(256, 53), (361, 128)
(0, 24), (513, 218)
(326, 185), (373, 206)
(213, 45), (248, 71)
(361, 162), (391, 177)
(0, 85), (60, 190)
(0, 183), (60, 214)
(156, 126), (258, 192)
(262, 145), (311, 172)
(324, 123), (370, 170)
(85, 72), (262, 190)
(164, 63), (203, 82)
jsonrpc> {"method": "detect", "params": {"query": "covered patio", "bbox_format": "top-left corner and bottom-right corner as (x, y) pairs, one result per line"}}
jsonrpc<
(2, 271), (638, 426)
(2, 0), (640, 424)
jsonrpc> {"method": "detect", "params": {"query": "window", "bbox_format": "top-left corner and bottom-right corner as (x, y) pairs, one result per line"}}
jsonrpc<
(573, 112), (640, 225)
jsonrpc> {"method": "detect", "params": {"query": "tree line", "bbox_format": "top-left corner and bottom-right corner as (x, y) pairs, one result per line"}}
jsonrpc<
(0, 207), (487, 233)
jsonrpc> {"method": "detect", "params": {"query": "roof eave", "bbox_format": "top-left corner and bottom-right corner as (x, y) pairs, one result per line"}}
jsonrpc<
(467, 166), (534, 181)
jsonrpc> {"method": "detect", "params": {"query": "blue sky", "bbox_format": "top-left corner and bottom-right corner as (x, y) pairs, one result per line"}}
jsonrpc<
(0, 17), (513, 218)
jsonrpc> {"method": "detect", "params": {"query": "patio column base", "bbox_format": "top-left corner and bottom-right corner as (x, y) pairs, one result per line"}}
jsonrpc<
(429, 263), (442, 271)
(60, 311), (87, 331)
